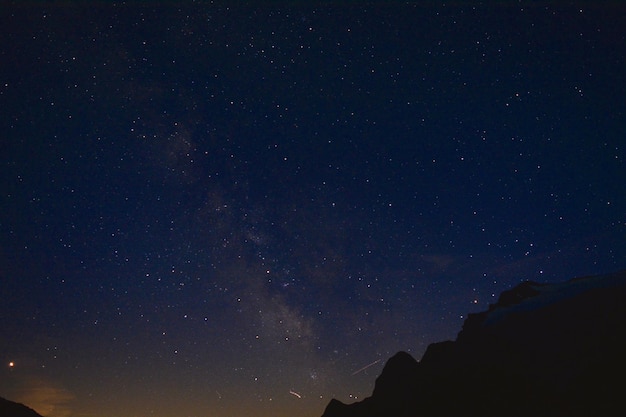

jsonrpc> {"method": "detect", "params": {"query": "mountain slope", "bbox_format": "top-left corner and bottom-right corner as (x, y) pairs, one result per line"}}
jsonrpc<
(0, 397), (44, 417)
(322, 270), (626, 417)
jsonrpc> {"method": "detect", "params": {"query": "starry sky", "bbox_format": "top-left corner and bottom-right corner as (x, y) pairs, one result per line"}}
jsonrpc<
(1, 2), (625, 417)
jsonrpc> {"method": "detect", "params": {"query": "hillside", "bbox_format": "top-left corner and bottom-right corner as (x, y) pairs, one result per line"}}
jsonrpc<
(0, 397), (43, 417)
(322, 270), (626, 417)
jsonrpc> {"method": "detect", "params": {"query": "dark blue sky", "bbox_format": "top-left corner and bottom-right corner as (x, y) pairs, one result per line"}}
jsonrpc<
(1, 2), (625, 417)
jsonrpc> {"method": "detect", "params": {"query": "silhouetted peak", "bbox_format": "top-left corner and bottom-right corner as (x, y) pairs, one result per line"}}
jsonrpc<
(419, 340), (455, 365)
(382, 351), (416, 372)
(372, 351), (419, 399)
(493, 280), (543, 308)
(322, 398), (349, 417)
(457, 280), (545, 338)
(0, 397), (43, 417)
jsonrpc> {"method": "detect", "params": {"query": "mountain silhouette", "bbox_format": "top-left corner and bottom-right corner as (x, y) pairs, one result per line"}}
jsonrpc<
(322, 270), (626, 417)
(0, 397), (43, 417)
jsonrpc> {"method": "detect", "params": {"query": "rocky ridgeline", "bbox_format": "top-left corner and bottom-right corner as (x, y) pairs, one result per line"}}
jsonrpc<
(322, 270), (626, 417)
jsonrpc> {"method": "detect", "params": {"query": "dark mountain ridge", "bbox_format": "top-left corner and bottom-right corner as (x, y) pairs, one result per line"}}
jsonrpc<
(0, 397), (43, 417)
(322, 270), (626, 417)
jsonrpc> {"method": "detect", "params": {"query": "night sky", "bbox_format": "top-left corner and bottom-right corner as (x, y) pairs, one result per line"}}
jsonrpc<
(1, 2), (625, 417)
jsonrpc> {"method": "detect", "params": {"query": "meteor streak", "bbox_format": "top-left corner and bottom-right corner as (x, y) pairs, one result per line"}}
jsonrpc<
(352, 358), (382, 376)
(289, 390), (302, 399)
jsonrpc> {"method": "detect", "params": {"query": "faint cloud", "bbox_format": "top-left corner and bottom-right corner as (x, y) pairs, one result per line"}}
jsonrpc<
(419, 254), (457, 273)
(12, 376), (75, 417)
